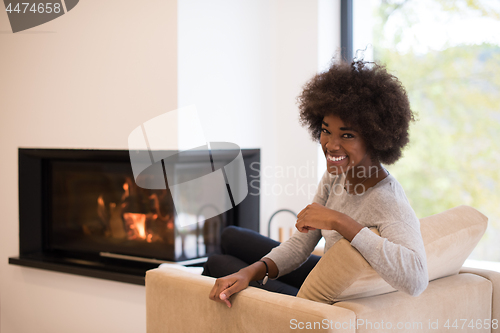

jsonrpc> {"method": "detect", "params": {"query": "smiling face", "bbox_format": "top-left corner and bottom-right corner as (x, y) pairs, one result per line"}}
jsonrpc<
(320, 114), (373, 176)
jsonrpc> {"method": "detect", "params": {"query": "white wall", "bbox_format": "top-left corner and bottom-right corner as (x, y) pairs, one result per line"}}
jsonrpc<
(0, 1), (177, 332)
(179, 0), (340, 236)
(0, 1), (340, 332)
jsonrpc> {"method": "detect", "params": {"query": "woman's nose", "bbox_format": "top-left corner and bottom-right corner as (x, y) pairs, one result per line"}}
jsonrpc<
(326, 137), (341, 151)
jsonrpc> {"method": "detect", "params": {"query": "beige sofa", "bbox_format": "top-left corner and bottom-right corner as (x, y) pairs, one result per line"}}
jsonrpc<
(146, 206), (500, 332)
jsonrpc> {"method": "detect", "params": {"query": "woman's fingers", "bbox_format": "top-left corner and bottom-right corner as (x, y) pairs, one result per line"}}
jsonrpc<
(296, 207), (323, 232)
(295, 219), (310, 233)
(209, 278), (233, 302)
(295, 223), (316, 233)
(209, 274), (249, 308)
(296, 203), (336, 232)
(295, 217), (304, 232)
(296, 204), (310, 219)
(208, 281), (220, 301)
(296, 213), (312, 233)
(209, 283), (219, 301)
(219, 292), (232, 307)
(218, 281), (244, 308)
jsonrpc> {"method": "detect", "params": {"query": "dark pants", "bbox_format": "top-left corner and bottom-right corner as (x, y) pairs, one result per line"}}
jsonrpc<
(202, 226), (321, 296)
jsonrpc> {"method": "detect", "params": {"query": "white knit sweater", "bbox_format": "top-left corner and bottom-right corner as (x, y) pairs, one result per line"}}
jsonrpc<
(264, 171), (429, 296)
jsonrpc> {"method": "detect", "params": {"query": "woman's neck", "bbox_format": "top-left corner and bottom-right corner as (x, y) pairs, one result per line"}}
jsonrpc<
(344, 161), (388, 195)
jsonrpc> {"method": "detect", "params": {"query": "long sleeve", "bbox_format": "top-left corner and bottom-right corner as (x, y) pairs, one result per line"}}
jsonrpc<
(263, 171), (429, 296)
(346, 176), (429, 296)
(264, 229), (322, 277)
(351, 223), (428, 296)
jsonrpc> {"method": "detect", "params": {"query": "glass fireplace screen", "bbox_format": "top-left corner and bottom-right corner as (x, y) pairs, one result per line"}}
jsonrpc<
(49, 159), (228, 262)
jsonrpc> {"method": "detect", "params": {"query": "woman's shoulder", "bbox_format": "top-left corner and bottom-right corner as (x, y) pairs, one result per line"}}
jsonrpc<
(366, 174), (405, 201)
(362, 174), (418, 224)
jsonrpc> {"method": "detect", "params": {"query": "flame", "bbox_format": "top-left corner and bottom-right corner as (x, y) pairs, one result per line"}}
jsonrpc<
(123, 212), (147, 240)
(96, 180), (174, 243)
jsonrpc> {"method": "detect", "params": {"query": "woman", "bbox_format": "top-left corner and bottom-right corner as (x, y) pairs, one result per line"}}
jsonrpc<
(203, 60), (428, 308)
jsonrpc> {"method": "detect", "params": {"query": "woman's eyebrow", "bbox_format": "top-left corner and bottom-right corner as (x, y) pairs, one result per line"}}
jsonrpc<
(340, 126), (358, 132)
(322, 121), (329, 127)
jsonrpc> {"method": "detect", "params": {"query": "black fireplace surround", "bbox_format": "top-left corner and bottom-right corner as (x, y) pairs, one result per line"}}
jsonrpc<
(9, 148), (260, 285)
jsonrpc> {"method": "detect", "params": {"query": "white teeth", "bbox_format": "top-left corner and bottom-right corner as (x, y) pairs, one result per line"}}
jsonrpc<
(328, 155), (346, 162)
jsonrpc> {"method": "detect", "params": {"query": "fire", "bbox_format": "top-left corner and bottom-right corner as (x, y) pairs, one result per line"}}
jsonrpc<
(123, 213), (147, 240)
(95, 179), (174, 243)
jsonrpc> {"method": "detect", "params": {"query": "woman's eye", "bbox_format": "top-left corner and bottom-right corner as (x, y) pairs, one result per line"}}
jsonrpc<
(321, 128), (329, 134)
(342, 133), (354, 138)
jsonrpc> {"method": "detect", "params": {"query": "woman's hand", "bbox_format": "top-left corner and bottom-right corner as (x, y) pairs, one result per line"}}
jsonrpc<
(208, 271), (251, 308)
(208, 259), (277, 308)
(295, 203), (338, 232)
(296, 203), (363, 241)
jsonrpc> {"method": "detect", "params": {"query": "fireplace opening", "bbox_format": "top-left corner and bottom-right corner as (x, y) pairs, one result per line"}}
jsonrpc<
(50, 160), (179, 261)
(10, 148), (260, 285)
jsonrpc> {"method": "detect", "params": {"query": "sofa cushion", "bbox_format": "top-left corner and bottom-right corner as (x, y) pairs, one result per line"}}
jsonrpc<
(296, 205), (488, 304)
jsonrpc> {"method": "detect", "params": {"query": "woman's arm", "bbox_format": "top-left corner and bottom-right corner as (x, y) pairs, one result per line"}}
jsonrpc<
(295, 202), (363, 241)
(208, 258), (278, 308)
(295, 202), (428, 296)
(208, 171), (334, 307)
(351, 223), (428, 296)
(208, 228), (322, 307)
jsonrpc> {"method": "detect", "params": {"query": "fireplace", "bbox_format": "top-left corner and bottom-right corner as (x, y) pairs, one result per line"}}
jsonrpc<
(9, 148), (260, 285)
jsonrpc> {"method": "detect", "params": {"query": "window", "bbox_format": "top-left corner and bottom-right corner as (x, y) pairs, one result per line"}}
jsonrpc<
(353, 0), (500, 264)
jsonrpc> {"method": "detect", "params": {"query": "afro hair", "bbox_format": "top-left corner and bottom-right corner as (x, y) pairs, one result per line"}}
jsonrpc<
(298, 60), (415, 165)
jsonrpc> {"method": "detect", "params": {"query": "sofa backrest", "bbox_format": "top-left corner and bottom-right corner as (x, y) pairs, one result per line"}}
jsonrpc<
(421, 205), (488, 281)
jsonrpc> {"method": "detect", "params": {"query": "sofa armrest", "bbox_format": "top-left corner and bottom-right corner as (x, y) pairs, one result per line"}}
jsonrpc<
(146, 267), (356, 333)
(334, 273), (493, 333)
(460, 267), (500, 333)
